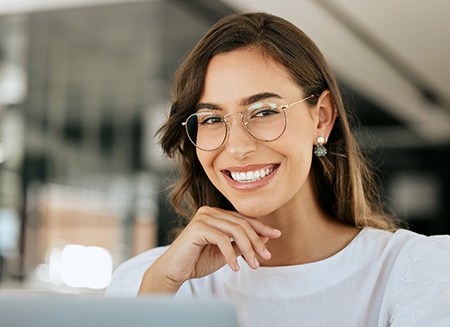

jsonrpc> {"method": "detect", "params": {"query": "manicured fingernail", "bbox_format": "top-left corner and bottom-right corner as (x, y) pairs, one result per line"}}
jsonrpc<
(272, 229), (281, 236)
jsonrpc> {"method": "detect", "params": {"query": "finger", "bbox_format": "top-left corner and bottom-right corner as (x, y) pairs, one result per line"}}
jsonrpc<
(260, 236), (269, 244)
(212, 207), (282, 239)
(231, 236), (271, 269)
(200, 227), (240, 272)
(203, 219), (261, 269)
(194, 207), (279, 262)
(232, 235), (270, 255)
(233, 213), (282, 239)
(202, 210), (276, 260)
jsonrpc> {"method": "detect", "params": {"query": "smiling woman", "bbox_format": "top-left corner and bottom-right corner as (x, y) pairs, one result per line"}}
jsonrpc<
(106, 12), (450, 327)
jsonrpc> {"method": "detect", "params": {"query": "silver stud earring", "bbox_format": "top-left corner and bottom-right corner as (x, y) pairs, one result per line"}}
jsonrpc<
(314, 136), (327, 157)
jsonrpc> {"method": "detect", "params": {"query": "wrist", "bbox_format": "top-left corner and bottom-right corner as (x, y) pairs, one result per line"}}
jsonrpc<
(138, 261), (184, 295)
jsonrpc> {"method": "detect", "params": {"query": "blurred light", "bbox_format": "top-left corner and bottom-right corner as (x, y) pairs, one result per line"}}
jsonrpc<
(35, 263), (51, 283)
(48, 246), (63, 285)
(0, 110), (25, 168)
(0, 142), (5, 164)
(0, 208), (20, 255)
(0, 62), (27, 106)
(389, 173), (440, 219)
(60, 244), (112, 289)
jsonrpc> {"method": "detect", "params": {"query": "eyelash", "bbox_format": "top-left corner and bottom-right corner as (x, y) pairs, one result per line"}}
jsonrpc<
(200, 116), (223, 125)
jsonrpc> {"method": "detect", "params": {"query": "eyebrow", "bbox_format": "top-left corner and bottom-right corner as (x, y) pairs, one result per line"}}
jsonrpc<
(195, 92), (283, 111)
(241, 92), (282, 106)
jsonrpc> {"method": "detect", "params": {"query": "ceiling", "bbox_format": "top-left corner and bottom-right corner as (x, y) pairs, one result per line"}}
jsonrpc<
(1, 0), (450, 149)
(223, 0), (450, 148)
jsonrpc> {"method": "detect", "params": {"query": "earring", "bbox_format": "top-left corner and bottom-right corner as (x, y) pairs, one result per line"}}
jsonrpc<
(314, 136), (327, 157)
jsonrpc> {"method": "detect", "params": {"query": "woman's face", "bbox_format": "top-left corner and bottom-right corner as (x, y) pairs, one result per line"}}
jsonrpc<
(196, 47), (322, 218)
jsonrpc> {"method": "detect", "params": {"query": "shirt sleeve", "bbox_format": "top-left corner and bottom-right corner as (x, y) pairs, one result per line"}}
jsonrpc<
(390, 235), (450, 327)
(105, 246), (165, 297)
(105, 246), (195, 298)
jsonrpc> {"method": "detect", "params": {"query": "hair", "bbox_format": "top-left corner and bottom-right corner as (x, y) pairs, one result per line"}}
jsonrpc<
(157, 12), (399, 232)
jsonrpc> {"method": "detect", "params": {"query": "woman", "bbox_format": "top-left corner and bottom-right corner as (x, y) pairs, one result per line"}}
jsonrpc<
(107, 12), (450, 326)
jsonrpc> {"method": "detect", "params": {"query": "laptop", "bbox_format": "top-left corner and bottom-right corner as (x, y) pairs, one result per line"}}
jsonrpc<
(0, 293), (240, 327)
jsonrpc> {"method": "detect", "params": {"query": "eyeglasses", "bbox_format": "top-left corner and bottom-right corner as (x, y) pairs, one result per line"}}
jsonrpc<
(182, 94), (315, 151)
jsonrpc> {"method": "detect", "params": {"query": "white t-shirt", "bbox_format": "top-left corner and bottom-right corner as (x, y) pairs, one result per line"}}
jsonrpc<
(106, 228), (450, 326)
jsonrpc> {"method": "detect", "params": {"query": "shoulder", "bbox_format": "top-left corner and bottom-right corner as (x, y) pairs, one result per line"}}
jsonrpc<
(386, 229), (450, 325)
(386, 229), (450, 273)
(362, 227), (450, 281)
(358, 227), (449, 256)
(105, 246), (169, 298)
(393, 229), (450, 285)
(351, 228), (419, 262)
(351, 228), (450, 325)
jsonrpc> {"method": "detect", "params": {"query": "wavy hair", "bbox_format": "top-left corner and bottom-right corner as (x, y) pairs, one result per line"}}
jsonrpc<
(157, 12), (399, 232)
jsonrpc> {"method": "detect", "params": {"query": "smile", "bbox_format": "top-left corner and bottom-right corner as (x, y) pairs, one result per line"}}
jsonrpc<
(223, 164), (279, 184)
(231, 167), (275, 182)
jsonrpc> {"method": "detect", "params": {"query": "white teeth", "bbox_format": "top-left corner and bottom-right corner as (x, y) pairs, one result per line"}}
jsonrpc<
(230, 167), (275, 183)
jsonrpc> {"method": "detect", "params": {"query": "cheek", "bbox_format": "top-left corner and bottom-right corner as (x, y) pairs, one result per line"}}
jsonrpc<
(196, 150), (207, 171)
(276, 126), (315, 170)
(281, 123), (315, 153)
(196, 151), (218, 179)
(286, 111), (316, 135)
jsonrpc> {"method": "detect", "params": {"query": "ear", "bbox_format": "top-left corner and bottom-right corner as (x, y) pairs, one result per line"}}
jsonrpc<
(314, 90), (337, 143)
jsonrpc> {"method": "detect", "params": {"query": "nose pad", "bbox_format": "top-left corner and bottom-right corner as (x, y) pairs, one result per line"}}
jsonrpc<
(223, 112), (257, 155)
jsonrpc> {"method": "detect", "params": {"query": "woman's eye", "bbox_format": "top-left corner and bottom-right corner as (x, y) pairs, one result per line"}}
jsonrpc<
(247, 102), (280, 119)
(199, 115), (223, 125)
(252, 108), (279, 118)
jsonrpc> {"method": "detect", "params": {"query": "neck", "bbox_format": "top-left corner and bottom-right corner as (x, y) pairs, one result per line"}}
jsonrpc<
(257, 176), (360, 267)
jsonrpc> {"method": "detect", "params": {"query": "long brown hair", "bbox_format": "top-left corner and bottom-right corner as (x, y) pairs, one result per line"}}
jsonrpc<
(157, 12), (398, 231)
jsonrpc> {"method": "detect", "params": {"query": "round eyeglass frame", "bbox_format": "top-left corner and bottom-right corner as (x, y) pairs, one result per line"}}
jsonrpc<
(182, 94), (315, 151)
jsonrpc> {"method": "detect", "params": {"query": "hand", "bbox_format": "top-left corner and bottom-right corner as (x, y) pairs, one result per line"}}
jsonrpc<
(139, 206), (281, 294)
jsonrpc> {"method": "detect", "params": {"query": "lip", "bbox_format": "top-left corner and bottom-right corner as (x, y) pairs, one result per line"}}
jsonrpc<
(220, 163), (280, 190)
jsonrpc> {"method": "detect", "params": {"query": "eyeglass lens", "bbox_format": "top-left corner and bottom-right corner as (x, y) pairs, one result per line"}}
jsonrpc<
(185, 101), (287, 151)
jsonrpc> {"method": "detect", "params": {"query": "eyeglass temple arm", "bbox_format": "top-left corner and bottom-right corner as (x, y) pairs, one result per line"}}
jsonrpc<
(284, 94), (315, 109)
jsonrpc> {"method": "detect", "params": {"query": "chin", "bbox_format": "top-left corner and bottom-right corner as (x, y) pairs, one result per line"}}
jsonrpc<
(232, 202), (275, 219)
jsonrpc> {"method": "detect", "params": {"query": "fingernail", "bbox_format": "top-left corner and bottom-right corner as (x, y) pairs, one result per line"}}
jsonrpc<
(272, 229), (281, 236)
(234, 260), (240, 271)
(253, 257), (260, 268)
(262, 248), (271, 259)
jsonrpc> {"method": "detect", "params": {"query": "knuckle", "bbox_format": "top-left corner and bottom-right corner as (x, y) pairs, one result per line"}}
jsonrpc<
(196, 206), (211, 217)
(239, 221), (256, 235)
(235, 221), (258, 239)
(233, 218), (249, 228)
(190, 218), (208, 231)
(224, 253), (236, 262)
(241, 243), (254, 254)
(232, 224), (246, 235)
(218, 233), (231, 244)
(198, 205), (210, 212)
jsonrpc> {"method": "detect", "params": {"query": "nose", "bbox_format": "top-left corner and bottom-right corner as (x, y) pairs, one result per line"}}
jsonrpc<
(223, 112), (257, 157)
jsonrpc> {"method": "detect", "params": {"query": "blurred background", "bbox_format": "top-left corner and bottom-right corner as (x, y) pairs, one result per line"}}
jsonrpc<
(0, 0), (449, 293)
